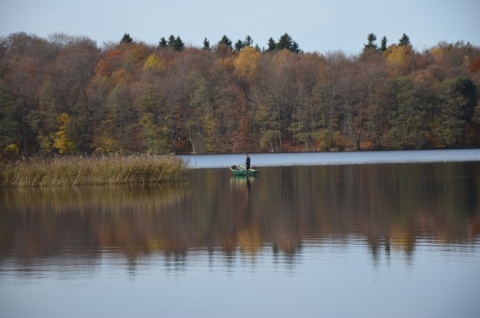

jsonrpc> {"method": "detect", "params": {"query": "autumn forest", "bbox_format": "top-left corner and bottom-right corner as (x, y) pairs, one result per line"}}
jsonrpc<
(1, 32), (480, 156)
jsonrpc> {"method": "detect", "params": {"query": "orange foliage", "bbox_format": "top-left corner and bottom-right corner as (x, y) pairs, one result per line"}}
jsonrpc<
(111, 68), (131, 84)
(94, 49), (122, 77)
(470, 58), (480, 72)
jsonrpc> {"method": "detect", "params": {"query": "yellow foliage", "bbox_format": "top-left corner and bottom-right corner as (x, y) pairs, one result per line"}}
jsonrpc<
(57, 112), (70, 125)
(385, 44), (412, 66)
(430, 47), (443, 63)
(390, 227), (415, 252)
(53, 113), (76, 154)
(3, 144), (19, 155)
(143, 54), (166, 71)
(238, 226), (262, 255)
(94, 137), (119, 154)
(234, 46), (260, 83)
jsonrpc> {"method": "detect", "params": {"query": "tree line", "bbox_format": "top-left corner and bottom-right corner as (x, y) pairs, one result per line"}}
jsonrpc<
(1, 32), (480, 156)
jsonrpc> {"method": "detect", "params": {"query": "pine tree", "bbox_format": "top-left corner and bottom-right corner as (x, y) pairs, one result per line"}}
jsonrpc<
(276, 33), (293, 50)
(267, 38), (276, 52)
(158, 37), (167, 48)
(120, 33), (133, 44)
(173, 36), (185, 51)
(244, 35), (253, 47)
(399, 33), (411, 46)
(203, 38), (210, 50)
(235, 40), (245, 52)
(380, 36), (388, 52)
(218, 35), (233, 50)
(291, 41), (301, 54)
(167, 35), (176, 47)
(275, 33), (301, 53)
(364, 33), (378, 50)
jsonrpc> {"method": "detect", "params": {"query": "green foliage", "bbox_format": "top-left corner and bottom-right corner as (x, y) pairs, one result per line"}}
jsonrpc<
(380, 36), (388, 52)
(382, 77), (428, 149)
(275, 33), (301, 53)
(1, 31), (479, 156)
(170, 35), (185, 51)
(218, 35), (233, 50)
(121, 33), (133, 44)
(140, 113), (170, 154)
(364, 33), (378, 50)
(158, 37), (167, 48)
(430, 76), (477, 147)
(234, 35), (254, 52)
(158, 35), (185, 51)
(244, 35), (253, 47)
(202, 38), (210, 50)
(398, 33), (411, 46)
(234, 40), (245, 52)
(267, 38), (276, 52)
(0, 84), (20, 152)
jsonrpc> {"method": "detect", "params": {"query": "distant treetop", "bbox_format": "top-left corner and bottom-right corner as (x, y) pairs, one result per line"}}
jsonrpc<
(398, 33), (411, 46)
(158, 35), (185, 51)
(120, 33), (133, 44)
(266, 33), (301, 53)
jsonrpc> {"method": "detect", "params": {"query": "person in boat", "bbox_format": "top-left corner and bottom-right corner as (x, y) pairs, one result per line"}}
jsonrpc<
(246, 154), (251, 170)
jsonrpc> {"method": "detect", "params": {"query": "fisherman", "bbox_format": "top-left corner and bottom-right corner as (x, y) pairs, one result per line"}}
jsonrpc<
(246, 154), (251, 170)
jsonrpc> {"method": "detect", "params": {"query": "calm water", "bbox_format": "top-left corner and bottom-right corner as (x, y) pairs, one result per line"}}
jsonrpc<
(1, 151), (480, 318)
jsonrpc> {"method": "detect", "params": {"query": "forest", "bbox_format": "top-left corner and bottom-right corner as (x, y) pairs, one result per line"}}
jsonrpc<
(1, 32), (480, 156)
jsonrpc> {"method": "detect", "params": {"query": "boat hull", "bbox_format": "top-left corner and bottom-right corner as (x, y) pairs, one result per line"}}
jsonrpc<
(230, 164), (258, 176)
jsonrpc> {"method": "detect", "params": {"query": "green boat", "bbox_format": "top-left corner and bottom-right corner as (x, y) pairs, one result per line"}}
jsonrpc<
(230, 164), (258, 176)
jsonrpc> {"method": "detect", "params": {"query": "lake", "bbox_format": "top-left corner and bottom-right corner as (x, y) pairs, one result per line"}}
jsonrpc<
(1, 150), (479, 318)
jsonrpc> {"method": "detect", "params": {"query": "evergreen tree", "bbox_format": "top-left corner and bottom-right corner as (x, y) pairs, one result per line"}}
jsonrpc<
(275, 33), (301, 53)
(380, 36), (388, 52)
(218, 35), (233, 50)
(158, 37), (167, 48)
(244, 35), (253, 47)
(173, 36), (185, 51)
(235, 40), (245, 52)
(291, 41), (301, 54)
(399, 33), (411, 46)
(364, 33), (378, 50)
(267, 38), (276, 52)
(276, 33), (292, 50)
(202, 38), (210, 50)
(168, 35), (176, 47)
(120, 33), (133, 44)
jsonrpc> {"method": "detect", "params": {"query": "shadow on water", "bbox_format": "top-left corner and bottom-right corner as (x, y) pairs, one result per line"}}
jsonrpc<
(1, 162), (479, 274)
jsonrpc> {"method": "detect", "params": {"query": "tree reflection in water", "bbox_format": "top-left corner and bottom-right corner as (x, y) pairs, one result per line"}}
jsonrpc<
(1, 162), (479, 273)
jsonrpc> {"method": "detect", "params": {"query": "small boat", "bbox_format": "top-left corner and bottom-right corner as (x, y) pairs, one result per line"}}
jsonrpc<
(230, 164), (258, 176)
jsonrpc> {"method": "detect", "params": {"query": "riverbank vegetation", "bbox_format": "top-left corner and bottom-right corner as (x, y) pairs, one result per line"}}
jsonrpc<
(0, 154), (187, 187)
(1, 32), (480, 156)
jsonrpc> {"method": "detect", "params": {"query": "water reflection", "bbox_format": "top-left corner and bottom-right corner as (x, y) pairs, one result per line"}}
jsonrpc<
(1, 163), (479, 276)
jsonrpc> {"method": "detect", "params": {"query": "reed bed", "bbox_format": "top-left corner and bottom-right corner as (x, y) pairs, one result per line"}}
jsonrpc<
(0, 154), (188, 187)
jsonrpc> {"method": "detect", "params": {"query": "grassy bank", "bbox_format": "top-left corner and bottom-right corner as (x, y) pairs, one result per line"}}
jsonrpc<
(0, 154), (188, 187)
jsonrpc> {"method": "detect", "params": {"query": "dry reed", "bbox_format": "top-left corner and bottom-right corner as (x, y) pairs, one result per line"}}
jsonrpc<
(0, 154), (188, 187)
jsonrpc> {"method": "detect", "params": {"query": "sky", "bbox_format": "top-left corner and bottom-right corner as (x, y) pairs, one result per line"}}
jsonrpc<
(1, 0), (479, 54)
